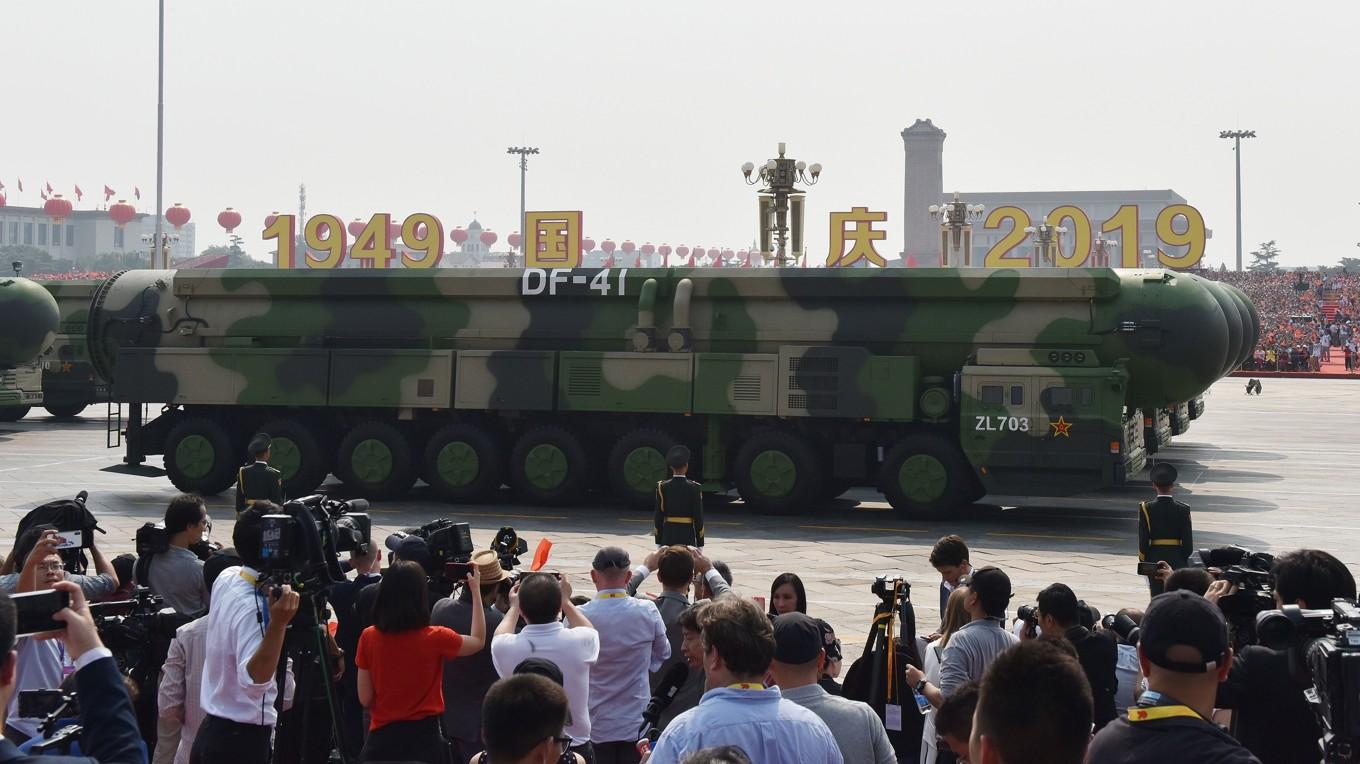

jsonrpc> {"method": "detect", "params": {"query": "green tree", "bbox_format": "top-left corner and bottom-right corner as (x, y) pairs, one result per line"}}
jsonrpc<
(0, 245), (54, 275)
(1248, 240), (1281, 272)
(90, 251), (151, 272)
(1339, 257), (1360, 274)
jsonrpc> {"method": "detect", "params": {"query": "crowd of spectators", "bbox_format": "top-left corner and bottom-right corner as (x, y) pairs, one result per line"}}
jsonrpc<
(1202, 270), (1360, 372)
(2, 497), (1356, 764)
(25, 271), (115, 282)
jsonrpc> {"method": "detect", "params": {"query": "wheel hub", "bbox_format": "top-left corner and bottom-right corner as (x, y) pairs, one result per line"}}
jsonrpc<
(269, 436), (302, 481)
(622, 446), (666, 494)
(900, 454), (947, 503)
(524, 443), (568, 490)
(175, 434), (216, 480)
(437, 441), (480, 487)
(749, 449), (796, 497)
(350, 438), (394, 484)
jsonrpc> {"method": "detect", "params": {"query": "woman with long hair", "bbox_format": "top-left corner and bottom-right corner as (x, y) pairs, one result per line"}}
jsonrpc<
(357, 560), (486, 763)
(921, 586), (973, 764)
(768, 573), (807, 617)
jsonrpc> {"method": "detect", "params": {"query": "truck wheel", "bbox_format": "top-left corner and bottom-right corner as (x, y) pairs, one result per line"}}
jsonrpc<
(336, 421), (415, 499)
(421, 422), (504, 503)
(259, 418), (330, 498)
(44, 403), (87, 420)
(0, 406), (31, 422)
(734, 430), (823, 515)
(164, 417), (237, 495)
(607, 429), (678, 510)
(510, 426), (590, 505)
(880, 435), (970, 517)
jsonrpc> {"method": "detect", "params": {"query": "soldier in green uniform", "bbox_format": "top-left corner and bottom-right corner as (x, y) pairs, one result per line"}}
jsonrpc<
(654, 445), (704, 549)
(235, 432), (284, 516)
(1138, 462), (1192, 596)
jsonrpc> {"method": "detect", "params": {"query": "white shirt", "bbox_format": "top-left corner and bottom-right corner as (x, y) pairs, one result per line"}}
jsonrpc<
(578, 589), (670, 743)
(198, 565), (279, 726)
(492, 620), (600, 745)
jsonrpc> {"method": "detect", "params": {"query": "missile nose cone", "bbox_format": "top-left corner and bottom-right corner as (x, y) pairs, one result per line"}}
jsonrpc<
(1112, 270), (1230, 408)
(1200, 278), (1245, 377)
(0, 277), (60, 367)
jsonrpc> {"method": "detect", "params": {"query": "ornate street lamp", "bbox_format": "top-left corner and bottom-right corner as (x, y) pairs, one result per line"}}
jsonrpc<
(741, 142), (821, 267)
(929, 192), (984, 266)
(1091, 235), (1119, 268)
(1023, 215), (1067, 267)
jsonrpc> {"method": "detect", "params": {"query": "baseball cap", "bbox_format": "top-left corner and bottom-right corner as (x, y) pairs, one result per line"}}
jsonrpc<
(385, 534), (432, 568)
(592, 546), (631, 571)
(772, 613), (823, 664)
(1140, 590), (1229, 673)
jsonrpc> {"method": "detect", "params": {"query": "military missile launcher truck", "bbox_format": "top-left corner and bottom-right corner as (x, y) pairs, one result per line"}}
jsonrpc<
(48, 266), (1253, 516)
(36, 281), (108, 419)
(0, 276), (60, 421)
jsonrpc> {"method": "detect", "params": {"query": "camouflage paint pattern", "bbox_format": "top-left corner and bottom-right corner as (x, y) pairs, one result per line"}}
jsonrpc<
(47, 266), (1254, 510)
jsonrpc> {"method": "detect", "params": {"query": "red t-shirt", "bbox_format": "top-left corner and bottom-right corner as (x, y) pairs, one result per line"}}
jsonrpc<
(356, 625), (463, 730)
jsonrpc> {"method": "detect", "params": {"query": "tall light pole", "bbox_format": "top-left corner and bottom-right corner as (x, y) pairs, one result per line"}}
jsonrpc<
(1023, 215), (1066, 267)
(741, 143), (821, 266)
(1219, 129), (1256, 271)
(152, 0), (166, 269)
(507, 146), (539, 264)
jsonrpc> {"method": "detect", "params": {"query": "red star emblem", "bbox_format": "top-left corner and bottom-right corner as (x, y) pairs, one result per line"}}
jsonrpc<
(1135, 709), (1148, 720)
(1050, 416), (1073, 438)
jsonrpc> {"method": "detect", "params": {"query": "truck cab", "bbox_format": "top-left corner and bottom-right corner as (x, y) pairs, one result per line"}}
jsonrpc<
(959, 349), (1145, 496)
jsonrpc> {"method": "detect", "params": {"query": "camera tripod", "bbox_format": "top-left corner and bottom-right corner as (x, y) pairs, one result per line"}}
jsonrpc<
(273, 591), (347, 764)
(844, 578), (924, 761)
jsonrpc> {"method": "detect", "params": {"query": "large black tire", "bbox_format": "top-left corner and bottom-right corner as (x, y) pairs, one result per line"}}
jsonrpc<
(879, 434), (972, 518)
(733, 429), (823, 515)
(44, 402), (88, 420)
(258, 418), (331, 498)
(0, 406), (30, 422)
(164, 417), (238, 495)
(607, 428), (679, 510)
(335, 421), (415, 499)
(421, 421), (505, 503)
(510, 426), (591, 505)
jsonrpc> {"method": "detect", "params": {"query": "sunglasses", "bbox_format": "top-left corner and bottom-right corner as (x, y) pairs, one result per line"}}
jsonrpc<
(553, 735), (572, 754)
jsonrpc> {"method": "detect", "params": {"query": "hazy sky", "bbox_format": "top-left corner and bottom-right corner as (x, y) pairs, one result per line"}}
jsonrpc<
(5, 1), (1357, 268)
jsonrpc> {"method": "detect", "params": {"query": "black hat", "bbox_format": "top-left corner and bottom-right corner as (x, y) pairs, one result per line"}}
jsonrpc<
(666, 445), (691, 470)
(592, 546), (631, 571)
(248, 432), (273, 456)
(386, 534), (432, 568)
(1150, 462), (1178, 486)
(772, 612), (824, 664)
(1140, 590), (1229, 673)
(513, 658), (573, 725)
(816, 618), (842, 662)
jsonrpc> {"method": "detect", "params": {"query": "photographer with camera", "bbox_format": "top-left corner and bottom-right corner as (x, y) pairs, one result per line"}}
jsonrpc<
(188, 504), (301, 764)
(1214, 549), (1356, 764)
(1023, 584), (1118, 730)
(0, 582), (144, 763)
(1, 527), (117, 604)
(143, 496), (212, 619)
(356, 559), (486, 764)
(433, 550), (509, 763)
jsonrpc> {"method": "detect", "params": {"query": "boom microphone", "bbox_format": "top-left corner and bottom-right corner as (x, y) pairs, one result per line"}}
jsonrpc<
(638, 662), (690, 740)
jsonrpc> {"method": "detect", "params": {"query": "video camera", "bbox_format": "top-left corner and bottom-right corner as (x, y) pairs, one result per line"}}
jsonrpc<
(259, 495), (372, 590)
(1258, 600), (1360, 762)
(89, 587), (190, 665)
(1101, 612), (1142, 646)
(1194, 545), (1276, 646)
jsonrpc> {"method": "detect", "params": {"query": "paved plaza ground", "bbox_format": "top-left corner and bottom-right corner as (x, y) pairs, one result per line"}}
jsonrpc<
(0, 376), (1356, 650)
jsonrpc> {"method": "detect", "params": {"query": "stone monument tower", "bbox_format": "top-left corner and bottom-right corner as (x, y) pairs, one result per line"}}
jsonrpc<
(901, 119), (946, 266)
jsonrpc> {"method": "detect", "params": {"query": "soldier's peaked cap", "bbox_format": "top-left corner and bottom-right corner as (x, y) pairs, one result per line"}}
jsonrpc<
(1150, 462), (1178, 486)
(666, 445), (691, 469)
(248, 432), (273, 455)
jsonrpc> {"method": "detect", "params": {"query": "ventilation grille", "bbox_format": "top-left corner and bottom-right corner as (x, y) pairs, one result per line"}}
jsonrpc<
(787, 393), (838, 411)
(789, 375), (839, 392)
(788, 356), (839, 373)
(567, 365), (602, 397)
(731, 375), (763, 402)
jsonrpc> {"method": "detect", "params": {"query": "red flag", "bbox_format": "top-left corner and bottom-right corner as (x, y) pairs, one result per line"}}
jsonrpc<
(74, 185), (83, 202)
(134, 187), (141, 200)
(530, 539), (553, 571)
(45, 181), (53, 194)
(634, 254), (642, 268)
(17, 179), (23, 192)
(40, 190), (48, 201)
(103, 185), (115, 202)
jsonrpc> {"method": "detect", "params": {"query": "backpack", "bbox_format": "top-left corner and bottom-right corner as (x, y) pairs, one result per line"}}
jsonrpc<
(15, 491), (104, 575)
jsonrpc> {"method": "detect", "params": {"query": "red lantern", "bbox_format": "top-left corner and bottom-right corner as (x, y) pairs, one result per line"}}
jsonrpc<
(264, 211), (281, 229)
(450, 227), (469, 245)
(0, 192), (7, 208)
(44, 194), (73, 224)
(601, 239), (616, 254)
(723, 248), (735, 260)
(641, 243), (655, 256)
(217, 207), (242, 233)
(348, 218), (366, 238)
(508, 231), (523, 249)
(675, 245), (689, 258)
(165, 203), (191, 230)
(582, 237), (596, 253)
(621, 240), (636, 254)
(109, 200), (137, 229)
(692, 247), (706, 260)
(480, 230), (498, 247)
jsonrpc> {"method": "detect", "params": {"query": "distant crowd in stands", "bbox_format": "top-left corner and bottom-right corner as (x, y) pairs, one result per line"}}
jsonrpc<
(27, 271), (115, 281)
(1201, 270), (1359, 372)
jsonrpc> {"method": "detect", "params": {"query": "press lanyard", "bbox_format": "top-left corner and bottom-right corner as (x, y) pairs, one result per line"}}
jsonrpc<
(240, 569), (270, 627)
(597, 592), (629, 599)
(727, 683), (763, 690)
(1128, 705), (1203, 722)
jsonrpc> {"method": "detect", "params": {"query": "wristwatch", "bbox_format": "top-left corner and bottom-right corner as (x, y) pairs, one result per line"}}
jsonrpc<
(914, 679), (928, 694)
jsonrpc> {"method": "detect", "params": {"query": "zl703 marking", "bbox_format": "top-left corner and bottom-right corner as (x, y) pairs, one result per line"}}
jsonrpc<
(975, 415), (1030, 432)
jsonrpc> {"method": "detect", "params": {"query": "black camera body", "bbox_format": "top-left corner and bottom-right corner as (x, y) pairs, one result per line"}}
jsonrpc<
(1258, 600), (1360, 761)
(259, 495), (371, 589)
(1195, 546), (1277, 646)
(871, 574), (909, 606)
(491, 526), (528, 571)
(1101, 612), (1142, 646)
